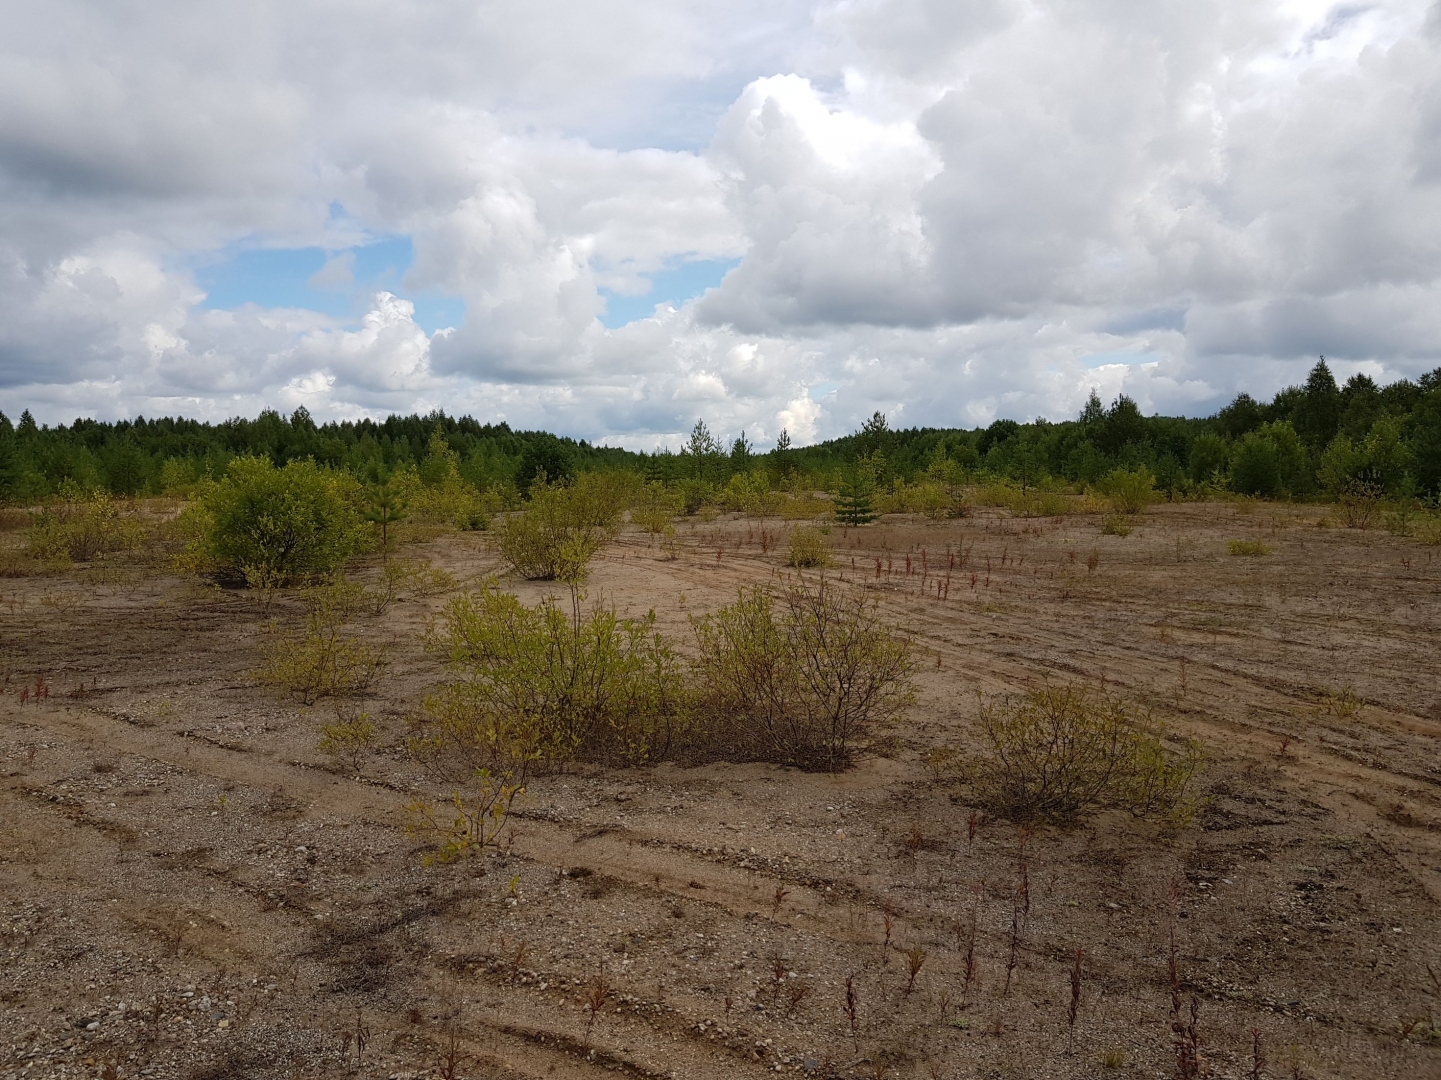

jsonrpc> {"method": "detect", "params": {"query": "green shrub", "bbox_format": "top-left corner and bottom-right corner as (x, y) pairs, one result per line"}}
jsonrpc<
(631, 481), (684, 535)
(186, 456), (370, 585)
(1100, 512), (1133, 536)
(689, 582), (915, 771)
(787, 526), (832, 567)
(412, 580), (687, 775)
(496, 475), (621, 581)
(970, 686), (1199, 825)
(318, 712), (378, 771)
(1098, 467), (1155, 515)
(254, 579), (383, 704)
(27, 488), (145, 562)
(1227, 539), (1271, 556)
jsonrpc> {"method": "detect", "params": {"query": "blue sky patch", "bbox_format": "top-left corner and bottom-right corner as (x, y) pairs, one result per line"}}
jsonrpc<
(193, 236), (466, 334)
(599, 258), (739, 329)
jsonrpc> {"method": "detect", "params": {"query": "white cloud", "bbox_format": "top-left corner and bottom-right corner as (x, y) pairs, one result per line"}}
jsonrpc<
(1, 0), (1439, 442)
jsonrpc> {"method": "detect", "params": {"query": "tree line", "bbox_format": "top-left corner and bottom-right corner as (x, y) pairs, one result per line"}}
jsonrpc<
(2, 357), (1439, 503)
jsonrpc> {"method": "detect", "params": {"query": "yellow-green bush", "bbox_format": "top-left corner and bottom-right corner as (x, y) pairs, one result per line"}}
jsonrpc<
(497, 474), (622, 581)
(970, 686), (1199, 825)
(630, 481), (684, 535)
(689, 582), (915, 771)
(1227, 539), (1271, 556)
(254, 579), (383, 704)
(1098, 467), (1156, 515)
(412, 580), (688, 775)
(786, 526), (832, 568)
(182, 456), (370, 586)
(27, 489), (145, 562)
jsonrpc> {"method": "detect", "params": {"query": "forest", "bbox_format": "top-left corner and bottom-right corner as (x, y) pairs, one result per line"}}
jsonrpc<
(2, 358), (1438, 507)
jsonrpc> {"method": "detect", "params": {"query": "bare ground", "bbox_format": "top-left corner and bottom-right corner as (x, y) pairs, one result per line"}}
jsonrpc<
(2, 501), (1440, 1080)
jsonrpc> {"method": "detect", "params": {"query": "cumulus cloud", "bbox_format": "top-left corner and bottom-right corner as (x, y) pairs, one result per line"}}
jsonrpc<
(1, 0), (1439, 444)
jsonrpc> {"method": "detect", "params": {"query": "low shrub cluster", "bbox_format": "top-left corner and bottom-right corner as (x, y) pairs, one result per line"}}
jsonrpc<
(27, 488), (146, 562)
(412, 581), (687, 776)
(408, 577), (915, 776)
(968, 686), (1200, 825)
(689, 582), (915, 770)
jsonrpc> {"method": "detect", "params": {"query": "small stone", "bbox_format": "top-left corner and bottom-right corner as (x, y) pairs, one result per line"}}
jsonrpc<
(85, 1022), (100, 1032)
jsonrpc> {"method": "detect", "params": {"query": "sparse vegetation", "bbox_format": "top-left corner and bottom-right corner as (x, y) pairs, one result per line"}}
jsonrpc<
(254, 578), (384, 703)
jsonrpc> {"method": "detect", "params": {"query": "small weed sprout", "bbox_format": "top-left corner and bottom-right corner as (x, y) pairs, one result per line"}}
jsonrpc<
(970, 686), (1201, 825)
(404, 767), (527, 865)
(584, 974), (611, 1048)
(903, 946), (927, 995)
(844, 975), (861, 1052)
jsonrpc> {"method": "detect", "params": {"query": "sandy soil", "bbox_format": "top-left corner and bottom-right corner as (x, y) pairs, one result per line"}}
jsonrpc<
(2, 502), (1440, 1080)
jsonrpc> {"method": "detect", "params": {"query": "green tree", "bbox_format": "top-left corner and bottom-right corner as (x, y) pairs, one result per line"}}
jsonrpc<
(1291, 357), (1342, 449)
(834, 463), (878, 526)
(1229, 421), (1308, 497)
(364, 466), (409, 556)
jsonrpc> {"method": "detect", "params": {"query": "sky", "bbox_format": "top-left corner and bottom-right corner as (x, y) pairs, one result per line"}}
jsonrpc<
(2, 0), (1440, 448)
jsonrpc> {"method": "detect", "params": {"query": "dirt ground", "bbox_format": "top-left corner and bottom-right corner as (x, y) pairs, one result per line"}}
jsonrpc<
(3, 501), (1440, 1080)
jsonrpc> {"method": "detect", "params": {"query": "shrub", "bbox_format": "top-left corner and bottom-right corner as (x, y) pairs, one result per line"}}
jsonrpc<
(496, 475), (621, 581)
(971, 686), (1199, 825)
(689, 581), (915, 771)
(319, 712), (378, 771)
(412, 580), (687, 775)
(187, 456), (370, 585)
(255, 579), (383, 704)
(405, 768), (527, 865)
(1227, 539), (1271, 556)
(631, 482), (683, 535)
(1098, 467), (1155, 515)
(1100, 512), (1133, 536)
(27, 488), (145, 562)
(787, 526), (832, 567)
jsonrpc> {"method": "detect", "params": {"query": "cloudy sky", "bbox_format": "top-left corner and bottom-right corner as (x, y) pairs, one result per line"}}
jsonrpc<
(3, 0), (1440, 446)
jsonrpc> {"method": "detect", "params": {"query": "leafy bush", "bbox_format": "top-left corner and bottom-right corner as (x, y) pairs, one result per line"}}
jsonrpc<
(690, 582), (915, 771)
(412, 580), (687, 775)
(186, 456), (370, 585)
(496, 475), (622, 581)
(971, 686), (1199, 825)
(27, 488), (145, 562)
(254, 579), (383, 704)
(787, 526), (832, 567)
(1098, 467), (1155, 515)
(1229, 421), (1309, 497)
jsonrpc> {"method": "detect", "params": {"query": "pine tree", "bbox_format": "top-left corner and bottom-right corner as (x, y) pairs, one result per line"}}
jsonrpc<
(835, 466), (878, 526)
